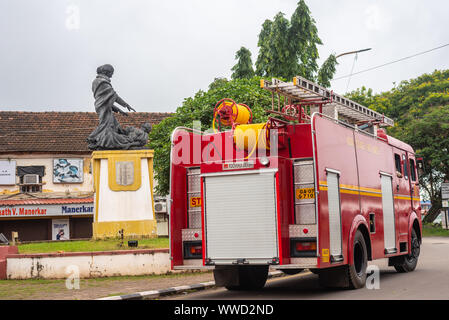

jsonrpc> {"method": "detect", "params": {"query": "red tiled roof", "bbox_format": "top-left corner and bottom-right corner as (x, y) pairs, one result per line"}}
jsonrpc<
(0, 111), (171, 153)
(0, 197), (93, 206)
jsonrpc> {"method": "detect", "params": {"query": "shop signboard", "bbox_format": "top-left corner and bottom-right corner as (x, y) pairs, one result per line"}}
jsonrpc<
(442, 183), (449, 199)
(0, 160), (16, 185)
(0, 203), (94, 218)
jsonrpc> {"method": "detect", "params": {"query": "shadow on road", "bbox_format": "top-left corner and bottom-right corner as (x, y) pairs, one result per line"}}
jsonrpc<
(173, 240), (448, 300)
(181, 268), (415, 300)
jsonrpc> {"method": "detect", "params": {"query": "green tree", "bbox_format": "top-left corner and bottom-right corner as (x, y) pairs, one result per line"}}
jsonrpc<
(255, 19), (273, 77)
(346, 69), (449, 222)
(149, 77), (273, 195)
(317, 54), (338, 88)
(267, 12), (292, 78)
(254, 0), (337, 85)
(343, 86), (376, 107)
(208, 77), (228, 90)
(289, 0), (322, 80)
(403, 107), (449, 222)
(231, 47), (255, 80)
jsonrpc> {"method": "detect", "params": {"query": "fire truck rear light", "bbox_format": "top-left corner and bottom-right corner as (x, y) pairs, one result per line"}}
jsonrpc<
(194, 232), (199, 238)
(290, 238), (317, 257)
(295, 241), (316, 251)
(190, 246), (202, 255)
(303, 228), (309, 234)
(183, 241), (202, 259)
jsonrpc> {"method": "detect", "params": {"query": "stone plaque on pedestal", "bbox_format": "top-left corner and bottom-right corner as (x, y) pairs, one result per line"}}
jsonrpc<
(116, 161), (134, 186)
(91, 150), (157, 239)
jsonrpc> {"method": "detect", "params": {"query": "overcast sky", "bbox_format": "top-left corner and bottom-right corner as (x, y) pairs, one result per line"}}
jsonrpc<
(1, 0), (448, 113)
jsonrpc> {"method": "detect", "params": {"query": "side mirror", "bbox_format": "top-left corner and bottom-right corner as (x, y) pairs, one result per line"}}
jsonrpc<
(416, 157), (425, 177)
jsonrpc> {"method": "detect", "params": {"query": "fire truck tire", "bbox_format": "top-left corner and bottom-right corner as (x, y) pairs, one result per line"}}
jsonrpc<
(214, 265), (269, 291)
(390, 228), (420, 273)
(347, 230), (368, 289)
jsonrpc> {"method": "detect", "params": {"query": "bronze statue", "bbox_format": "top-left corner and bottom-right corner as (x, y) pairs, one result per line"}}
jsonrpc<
(87, 64), (151, 150)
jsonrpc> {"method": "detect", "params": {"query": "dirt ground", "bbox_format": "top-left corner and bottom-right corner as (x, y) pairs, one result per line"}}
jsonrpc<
(0, 271), (213, 300)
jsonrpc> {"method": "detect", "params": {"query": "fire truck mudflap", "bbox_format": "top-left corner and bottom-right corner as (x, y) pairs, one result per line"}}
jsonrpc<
(202, 169), (279, 265)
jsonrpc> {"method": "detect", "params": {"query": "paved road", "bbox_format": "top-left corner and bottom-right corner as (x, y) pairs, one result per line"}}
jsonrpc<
(167, 237), (449, 300)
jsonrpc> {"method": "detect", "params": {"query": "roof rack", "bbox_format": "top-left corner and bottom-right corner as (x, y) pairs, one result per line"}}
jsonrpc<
(261, 75), (394, 127)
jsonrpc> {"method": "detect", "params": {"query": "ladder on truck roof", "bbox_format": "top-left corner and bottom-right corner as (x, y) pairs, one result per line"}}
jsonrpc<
(261, 75), (394, 127)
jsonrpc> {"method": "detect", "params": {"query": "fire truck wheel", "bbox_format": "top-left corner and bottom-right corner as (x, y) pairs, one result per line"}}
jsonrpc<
(347, 230), (368, 289)
(215, 265), (269, 291)
(391, 228), (420, 273)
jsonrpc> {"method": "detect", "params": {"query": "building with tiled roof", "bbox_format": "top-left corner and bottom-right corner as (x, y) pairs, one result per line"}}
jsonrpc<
(0, 111), (170, 241)
(0, 111), (169, 153)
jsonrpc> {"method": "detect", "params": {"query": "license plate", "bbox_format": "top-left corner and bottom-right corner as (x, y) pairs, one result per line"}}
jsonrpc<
(296, 188), (315, 200)
(190, 197), (202, 207)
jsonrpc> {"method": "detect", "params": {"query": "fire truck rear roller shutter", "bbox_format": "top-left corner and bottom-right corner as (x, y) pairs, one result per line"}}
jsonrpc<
(203, 170), (278, 263)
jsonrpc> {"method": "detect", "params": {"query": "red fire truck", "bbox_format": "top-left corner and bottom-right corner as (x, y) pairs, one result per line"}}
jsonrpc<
(169, 75), (422, 290)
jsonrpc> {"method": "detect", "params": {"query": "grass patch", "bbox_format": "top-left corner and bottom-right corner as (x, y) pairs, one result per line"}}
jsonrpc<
(0, 271), (212, 300)
(18, 237), (169, 254)
(422, 223), (449, 237)
(0, 278), (68, 299)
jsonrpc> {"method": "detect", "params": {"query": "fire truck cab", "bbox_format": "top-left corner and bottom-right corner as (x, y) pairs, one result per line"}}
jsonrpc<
(169, 76), (422, 290)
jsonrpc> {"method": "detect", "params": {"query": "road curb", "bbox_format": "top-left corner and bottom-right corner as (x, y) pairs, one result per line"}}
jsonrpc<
(97, 271), (284, 300)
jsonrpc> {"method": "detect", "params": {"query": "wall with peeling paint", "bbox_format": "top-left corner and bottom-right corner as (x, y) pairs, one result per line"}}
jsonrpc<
(6, 249), (171, 279)
(0, 155), (94, 196)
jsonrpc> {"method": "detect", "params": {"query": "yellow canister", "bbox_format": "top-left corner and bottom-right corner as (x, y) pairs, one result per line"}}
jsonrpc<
(233, 123), (270, 153)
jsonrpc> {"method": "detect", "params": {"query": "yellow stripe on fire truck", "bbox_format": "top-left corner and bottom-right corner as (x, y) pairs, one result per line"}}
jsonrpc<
(319, 181), (420, 201)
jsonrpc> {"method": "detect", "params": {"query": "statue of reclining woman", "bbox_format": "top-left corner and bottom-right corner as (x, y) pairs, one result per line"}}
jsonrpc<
(87, 64), (151, 150)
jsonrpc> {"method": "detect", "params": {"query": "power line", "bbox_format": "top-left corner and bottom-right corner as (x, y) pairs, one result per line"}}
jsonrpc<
(332, 43), (449, 81)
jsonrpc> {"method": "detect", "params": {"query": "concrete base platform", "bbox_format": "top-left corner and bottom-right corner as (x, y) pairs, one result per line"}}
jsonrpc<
(93, 220), (157, 239)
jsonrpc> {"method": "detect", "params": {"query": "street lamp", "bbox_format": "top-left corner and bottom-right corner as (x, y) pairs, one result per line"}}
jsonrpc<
(335, 48), (372, 92)
(336, 48), (372, 59)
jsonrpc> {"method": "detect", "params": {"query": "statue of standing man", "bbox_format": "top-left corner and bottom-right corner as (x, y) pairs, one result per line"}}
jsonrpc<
(87, 64), (151, 150)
